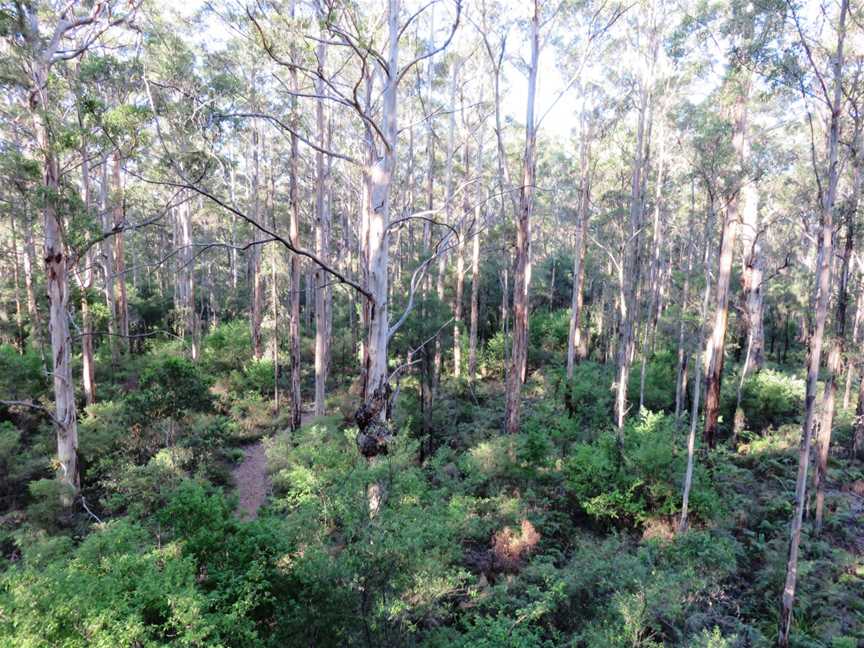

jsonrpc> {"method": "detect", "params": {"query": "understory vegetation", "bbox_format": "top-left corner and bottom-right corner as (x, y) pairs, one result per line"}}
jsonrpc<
(1, 0), (863, 645)
(1, 311), (861, 647)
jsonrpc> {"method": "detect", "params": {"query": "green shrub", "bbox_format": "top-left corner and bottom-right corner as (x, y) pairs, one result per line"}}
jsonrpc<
(529, 309), (570, 354)
(201, 319), (252, 375)
(25, 479), (76, 531)
(0, 519), (214, 647)
(564, 411), (721, 526)
(0, 345), (47, 401)
(132, 355), (213, 421)
(100, 455), (185, 520)
(723, 369), (805, 433)
(424, 615), (555, 648)
(563, 361), (614, 436)
(628, 349), (678, 413)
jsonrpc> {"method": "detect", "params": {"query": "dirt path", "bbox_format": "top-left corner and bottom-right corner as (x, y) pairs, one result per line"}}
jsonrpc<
(233, 442), (270, 521)
(232, 412), (314, 520)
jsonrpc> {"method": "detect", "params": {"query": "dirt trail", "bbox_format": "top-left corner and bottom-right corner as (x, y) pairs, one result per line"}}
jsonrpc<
(232, 412), (313, 520)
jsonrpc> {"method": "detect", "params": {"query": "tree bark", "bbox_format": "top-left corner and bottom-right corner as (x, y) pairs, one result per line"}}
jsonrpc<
(639, 120), (668, 409)
(704, 73), (750, 448)
(453, 138), (469, 378)
(615, 69), (651, 433)
(31, 57), (79, 502)
(249, 128), (264, 360)
(112, 151), (129, 353)
(779, 1), (847, 642)
(504, 1), (539, 435)
(314, 31), (332, 417)
(468, 205), (482, 382)
(288, 1), (302, 428)
(680, 200), (714, 532)
(176, 200), (198, 360)
(567, 115), (591, 380)
(99, 158), (119, 366)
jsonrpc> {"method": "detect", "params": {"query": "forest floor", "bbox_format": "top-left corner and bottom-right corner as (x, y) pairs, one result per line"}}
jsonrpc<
(233, 411), (313, 520)
(233, 441), (269, 520)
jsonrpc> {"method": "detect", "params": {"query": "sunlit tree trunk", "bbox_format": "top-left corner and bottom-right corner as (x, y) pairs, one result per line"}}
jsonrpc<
(77, 147), (95, 406)
(314, 33), (332, 417)
(288, 1), (302, 428)
(680, 198), (715, 532)
(112, 151), (129, 353)
(639, 122), (668, 409)
(739, 180), (764, 374)
(615, 69), (651, 433)
(504, 1), (538, 435)
(567, 117), (591, 381)
(704, 73), (750, 449)
(176, 200), (198, 360)
(99, 159), (119, 366)
(30, 57), (79, 502)
(468, 209), (482, 382)
(9, 211), (25, 350)
(813, 200), (854, 532)
(249, 128), (264, 360)
(434, 60), (459, 387)
(779, 1), (847, 642)
(453, 138), (469, 378)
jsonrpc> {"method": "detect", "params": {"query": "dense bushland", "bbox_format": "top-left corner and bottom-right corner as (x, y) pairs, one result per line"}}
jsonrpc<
(1, 307), (862, 647)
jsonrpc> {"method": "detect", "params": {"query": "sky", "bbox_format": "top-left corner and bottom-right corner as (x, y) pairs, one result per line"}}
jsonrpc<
(161, 0), (727, 144)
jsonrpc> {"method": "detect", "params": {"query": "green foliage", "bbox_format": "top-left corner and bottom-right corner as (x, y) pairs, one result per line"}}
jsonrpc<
(265, 422), (472, 645)
(24, 479), (75, 532)
(0, 423), (20, 493)
(201, 320), (252, 374)
(529, 309), (570, 355)
(100, 454), (186, 520)
(126, 355), (212, 424)
(0, 520), (213, 647)
(723, 369), (805, 434)
(564, 361), (615, 436)
(0, 345), (47, 401)
(424, 615), (555, 648)
(628, 350), (678, 413)
(564, 411), (721, 526)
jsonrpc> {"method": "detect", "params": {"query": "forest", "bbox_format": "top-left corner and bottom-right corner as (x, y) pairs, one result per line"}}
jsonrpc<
(0, 0), (862, 646)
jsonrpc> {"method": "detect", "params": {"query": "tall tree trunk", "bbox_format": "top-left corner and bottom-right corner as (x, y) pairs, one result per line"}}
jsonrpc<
(99, 158), (118, 366)
(250, 128), (264, 360)
(31, 59), (78, 502)
(177, 200), (198, 360)
(112, 151), (129, 353)
(567, 116), (591, 380)
(288, 3), (302, 429)
(675, 181), (697, 421)
(10, 210), (25, 350)
(468, 207), (482, 382)
(504, 1), (538, 435)
(434, 60), (459, 387)
(77, 147), (95, 406)
(22, 205), (42, 353)
(680, 190), (715, 531)
(779, 1), (847, 642)
(813, 197), (854, 532)
(453, 138), (469, 378)
(615, 71), (651, 433)
(704, 72), (750, 448)
(314, 33), (332, 417)
(842, 285), (862, 409)
(740, 178), (764, 374)
(639, 121), (668, 409)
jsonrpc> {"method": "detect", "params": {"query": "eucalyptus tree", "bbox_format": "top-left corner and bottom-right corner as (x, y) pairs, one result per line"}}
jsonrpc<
(1, 0), (141, 502)
(779, 0), (849, 643)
